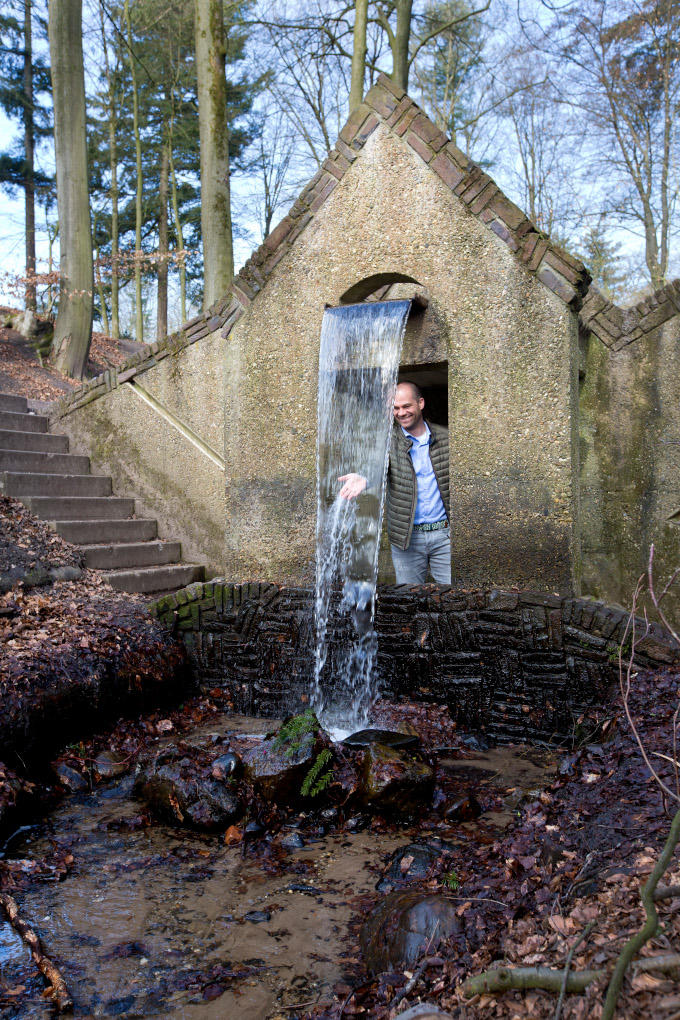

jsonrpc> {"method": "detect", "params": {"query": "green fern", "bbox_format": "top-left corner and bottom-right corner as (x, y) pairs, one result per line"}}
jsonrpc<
(301, 748), (333, 798)
(272, 709), (320, 759)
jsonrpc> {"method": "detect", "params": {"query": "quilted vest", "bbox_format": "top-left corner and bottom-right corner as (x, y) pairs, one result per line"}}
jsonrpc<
(385, 421), (450, 551)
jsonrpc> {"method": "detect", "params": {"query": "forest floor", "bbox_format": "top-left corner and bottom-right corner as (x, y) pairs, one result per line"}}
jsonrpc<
(0, 307), (140, 405)
(1, 488), (679, 1019)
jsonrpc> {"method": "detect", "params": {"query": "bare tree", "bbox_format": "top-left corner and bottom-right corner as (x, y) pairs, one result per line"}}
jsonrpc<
(48, 0), (93, 380)
(194, 0), (234, 309)
(349, 0), (368, 111)
(541, 0), (680, 290)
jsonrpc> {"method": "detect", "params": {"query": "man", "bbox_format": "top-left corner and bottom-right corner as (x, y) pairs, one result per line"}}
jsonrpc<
(338, 381), (450, 584)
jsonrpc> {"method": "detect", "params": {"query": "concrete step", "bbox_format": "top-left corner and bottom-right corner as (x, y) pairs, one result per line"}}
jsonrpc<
(0, 429), (69, 453)
(53, 518), (158, 544)
(24, 496), (135, 521)
(0, 410), (47, 433)
(0, 394), (28, 413)
(0, 450), (90, 475)
(83, 540), (182, 570)
(102, 562), (204, 594)
(1, 471), (111, 498)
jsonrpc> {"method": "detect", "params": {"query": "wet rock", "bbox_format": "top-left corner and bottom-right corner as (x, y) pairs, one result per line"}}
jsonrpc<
(211, 752), (243, 781)
(460, 733), (489, 752)
(94, 750), (130, 781)
(52, 762), (88, 792)
(104, 995), (136, 1016)
(360, 743), (434, 814)
(444, 792), (482, 822)
(242, 711), (326, 802)
(244, 820), (264, 841)
(134, 750), (243, 830)
(279, 831), (305, 850)
(360, 890), (462, 974)
(244, 910), (270, 923)
(343, 728), (420, 750)
(396, 1005), (453, 1020)
(376, 842), (448, 893)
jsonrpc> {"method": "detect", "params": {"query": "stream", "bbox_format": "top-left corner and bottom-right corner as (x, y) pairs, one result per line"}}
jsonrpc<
(0, 716), (558, 1019)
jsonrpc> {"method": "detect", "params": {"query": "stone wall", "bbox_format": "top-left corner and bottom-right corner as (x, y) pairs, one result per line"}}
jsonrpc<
(219, 76), (587, 593)
(47, 74), (588, 596)
(49, 324), (227, 575)
(579, 285), (680, 616)
(151, 582), (678, 743)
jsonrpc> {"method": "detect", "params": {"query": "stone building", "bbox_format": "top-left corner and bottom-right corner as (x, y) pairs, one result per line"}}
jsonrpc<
(50, 74), (680, 612)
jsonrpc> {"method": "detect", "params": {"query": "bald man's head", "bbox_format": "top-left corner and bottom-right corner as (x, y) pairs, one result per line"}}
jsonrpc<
(393, 381), (425, 433)
(396, 381), (422, 402)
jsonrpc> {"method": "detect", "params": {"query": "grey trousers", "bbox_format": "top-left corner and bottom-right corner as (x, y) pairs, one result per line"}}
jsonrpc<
(390, 528), (451, 584)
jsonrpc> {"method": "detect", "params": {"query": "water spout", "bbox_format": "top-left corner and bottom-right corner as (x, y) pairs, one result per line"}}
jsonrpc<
(312, 300), (411, 738)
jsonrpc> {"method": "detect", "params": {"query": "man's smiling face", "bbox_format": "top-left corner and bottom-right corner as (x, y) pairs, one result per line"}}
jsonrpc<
(393, 382), (425, 433)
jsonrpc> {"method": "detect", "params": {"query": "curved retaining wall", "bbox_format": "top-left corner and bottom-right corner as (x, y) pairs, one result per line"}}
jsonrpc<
(151, 583), (679, 743)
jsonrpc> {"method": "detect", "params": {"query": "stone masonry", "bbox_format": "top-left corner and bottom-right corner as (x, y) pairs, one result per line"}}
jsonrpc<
(151, 583), (678, 744)
(46, 73), (680, 612)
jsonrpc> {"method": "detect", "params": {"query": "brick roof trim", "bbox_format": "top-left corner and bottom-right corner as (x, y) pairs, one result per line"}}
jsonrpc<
(579, 278), (680, 351)
(64, 74), (679, 422)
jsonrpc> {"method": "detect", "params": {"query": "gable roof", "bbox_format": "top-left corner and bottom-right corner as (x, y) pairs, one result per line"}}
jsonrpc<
(208, 73), (591, 343)
(51, 75), (680, 424)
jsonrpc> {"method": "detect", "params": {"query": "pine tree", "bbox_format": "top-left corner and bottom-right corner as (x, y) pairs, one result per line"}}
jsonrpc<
(0, 0), (53, 311)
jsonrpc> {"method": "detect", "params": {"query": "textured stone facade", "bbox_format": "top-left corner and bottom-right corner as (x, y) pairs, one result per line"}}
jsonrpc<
(46, 73), (680, 608)
(580, 304), (680, 615)
(151, 582), (678, 743)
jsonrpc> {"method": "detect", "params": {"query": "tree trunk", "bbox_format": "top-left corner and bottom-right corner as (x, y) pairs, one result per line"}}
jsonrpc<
(156, 138), (169, 340)
(392, 0), (414, 92)
(169, 149), (187, 324)
(98, 0), (119, 338)
(24, 0), (36, 312)
(124, 0), (144, 342)
(48, 0), (93, 380)
(349, 0), (368, 112)
(194, 0), (233, 311)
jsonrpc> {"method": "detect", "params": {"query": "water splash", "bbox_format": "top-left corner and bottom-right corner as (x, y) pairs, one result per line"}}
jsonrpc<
(312, 300), (411, 738)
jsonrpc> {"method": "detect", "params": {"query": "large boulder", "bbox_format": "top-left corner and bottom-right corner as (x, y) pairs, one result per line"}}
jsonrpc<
(134, 748), (242, 830)
(376, 840), (452, 893)
(360, 891), (462, 974)
(360, 742), (434, 814)
(242, 711), (330, 803)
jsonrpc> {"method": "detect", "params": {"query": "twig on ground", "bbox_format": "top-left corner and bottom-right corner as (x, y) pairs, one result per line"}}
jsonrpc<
(554, 922), (596, 1020)
(653, 883), (680, 901)
(0, 892), (73, 1012)
(461, 966), (605, 998)
(389, 956), (445, 1013)
(633, 953), (680, 973)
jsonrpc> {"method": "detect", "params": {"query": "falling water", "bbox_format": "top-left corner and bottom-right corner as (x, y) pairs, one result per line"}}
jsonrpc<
(312, 300), (411, 739)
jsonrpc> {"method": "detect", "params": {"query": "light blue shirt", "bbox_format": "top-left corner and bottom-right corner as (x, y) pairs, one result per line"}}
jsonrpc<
(402, 423), (447, 525)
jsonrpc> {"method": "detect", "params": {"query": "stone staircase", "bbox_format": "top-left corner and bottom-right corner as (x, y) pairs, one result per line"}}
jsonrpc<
(0, 392), (205, 595)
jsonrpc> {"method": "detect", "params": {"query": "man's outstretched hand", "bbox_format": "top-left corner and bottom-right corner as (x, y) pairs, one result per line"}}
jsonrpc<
(338, 473), (367, 499)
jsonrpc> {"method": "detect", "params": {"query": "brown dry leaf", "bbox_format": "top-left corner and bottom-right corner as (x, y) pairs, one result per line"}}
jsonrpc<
(630, 971), (667, 992)
(548, 915), (574, 935)
(400, 854), (415, 874)
(224, 825), (242, 846)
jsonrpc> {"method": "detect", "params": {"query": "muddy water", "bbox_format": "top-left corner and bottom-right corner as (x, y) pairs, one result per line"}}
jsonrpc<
(1, 727), (558, 1019)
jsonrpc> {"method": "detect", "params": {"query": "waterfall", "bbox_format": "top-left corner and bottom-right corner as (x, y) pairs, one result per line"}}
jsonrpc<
(312, 299), (411, 739)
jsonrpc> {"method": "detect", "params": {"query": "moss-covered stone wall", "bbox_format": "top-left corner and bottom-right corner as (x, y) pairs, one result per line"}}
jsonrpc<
(580, 312), (680, 615)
